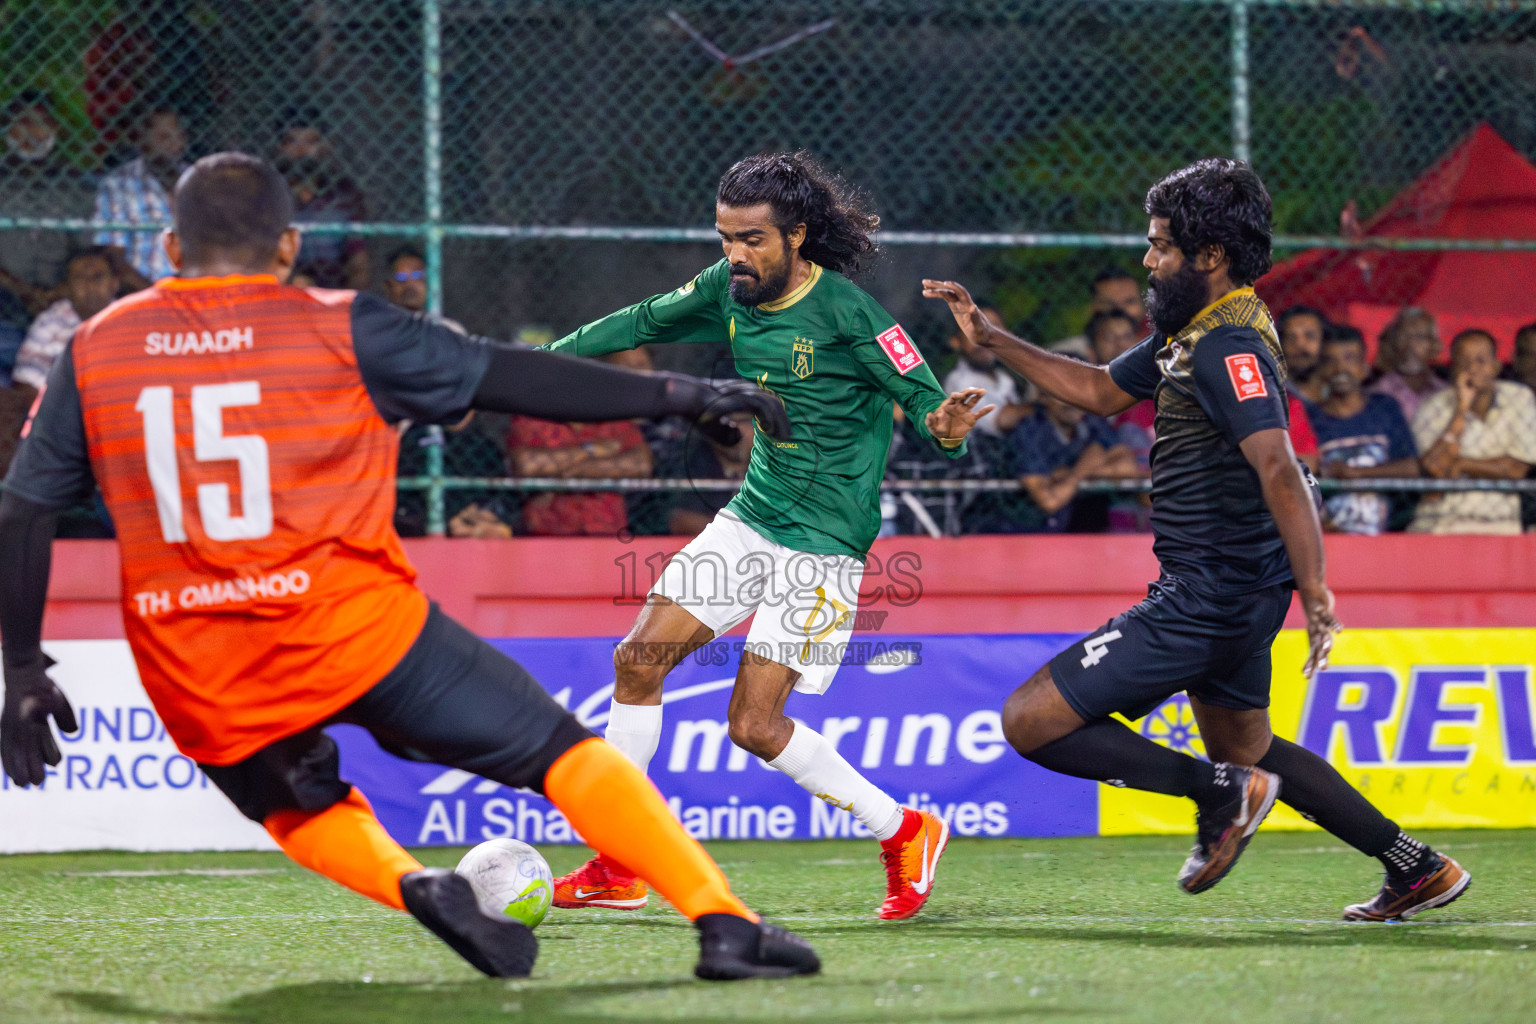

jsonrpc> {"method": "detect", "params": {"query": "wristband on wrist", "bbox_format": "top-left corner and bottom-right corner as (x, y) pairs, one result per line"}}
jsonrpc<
(937, 435), (963, 449)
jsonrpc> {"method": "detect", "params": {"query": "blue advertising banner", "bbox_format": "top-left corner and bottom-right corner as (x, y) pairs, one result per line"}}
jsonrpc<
(334, 634), (1100, 846)
(12, 630), (1530, 852)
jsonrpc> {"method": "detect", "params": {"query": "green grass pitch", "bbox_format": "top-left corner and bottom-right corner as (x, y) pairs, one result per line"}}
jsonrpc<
(1, 830), (1532, 1023)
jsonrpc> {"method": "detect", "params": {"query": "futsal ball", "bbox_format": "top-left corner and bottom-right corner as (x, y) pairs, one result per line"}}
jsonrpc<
(455, 838), (554, 928)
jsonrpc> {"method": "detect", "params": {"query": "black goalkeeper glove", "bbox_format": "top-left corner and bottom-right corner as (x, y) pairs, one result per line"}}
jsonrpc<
(657, 373), (791, 444)
(2, 653), (79, 787)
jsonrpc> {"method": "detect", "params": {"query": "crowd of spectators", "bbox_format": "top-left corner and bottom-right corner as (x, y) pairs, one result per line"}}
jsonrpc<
(371, 269), (1531, 540)
(495, 283), (1534, 539)
(1, 87), (1532, 540)
(1282, 308), (1536, 535)
(0, 94), (387, 534)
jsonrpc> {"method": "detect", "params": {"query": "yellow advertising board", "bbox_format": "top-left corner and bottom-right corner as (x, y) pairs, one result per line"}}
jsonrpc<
(1099, 629), (1536, 834)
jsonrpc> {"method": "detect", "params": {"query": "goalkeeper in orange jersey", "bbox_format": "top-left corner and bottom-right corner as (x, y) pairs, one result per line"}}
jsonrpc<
(0, 152), (817, 981)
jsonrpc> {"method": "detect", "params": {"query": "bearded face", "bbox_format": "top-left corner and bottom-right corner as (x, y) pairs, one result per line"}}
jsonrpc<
(726, 232), (793, 306)
(1144, 258), (1212, 338)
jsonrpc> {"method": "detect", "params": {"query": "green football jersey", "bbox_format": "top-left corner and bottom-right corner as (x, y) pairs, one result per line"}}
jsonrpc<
(547, 259), (964, 559)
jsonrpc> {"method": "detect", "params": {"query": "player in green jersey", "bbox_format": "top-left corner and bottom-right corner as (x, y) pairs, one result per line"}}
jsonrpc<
(548, 152), (991, 920)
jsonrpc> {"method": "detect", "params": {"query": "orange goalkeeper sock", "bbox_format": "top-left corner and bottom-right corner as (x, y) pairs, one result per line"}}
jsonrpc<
(264, 787), (423, 911)
(544, 737), (756, 921)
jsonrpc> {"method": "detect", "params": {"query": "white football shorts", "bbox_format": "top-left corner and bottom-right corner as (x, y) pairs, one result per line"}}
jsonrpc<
(649, 511), (864, 694)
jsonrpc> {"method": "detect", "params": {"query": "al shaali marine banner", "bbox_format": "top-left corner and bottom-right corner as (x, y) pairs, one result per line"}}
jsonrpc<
(2, 631), (1532, 852)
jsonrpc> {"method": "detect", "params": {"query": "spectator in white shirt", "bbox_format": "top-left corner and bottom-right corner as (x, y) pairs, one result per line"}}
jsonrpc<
(942, 303), (1030, 436)
(1411, 329), (1536, 535)
(11, 247), (120, 389)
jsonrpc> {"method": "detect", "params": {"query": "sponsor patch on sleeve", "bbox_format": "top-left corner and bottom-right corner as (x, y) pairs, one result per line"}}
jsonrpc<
(1224, 352), (1268, 401)
(876, 325), (924, 375)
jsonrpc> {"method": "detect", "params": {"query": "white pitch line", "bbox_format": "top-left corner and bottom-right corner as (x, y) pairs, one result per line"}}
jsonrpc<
(766, 913), (1536, 929)
(0, 912), (385, 924)
(946, 841), (1506, 861)
(4, 911), (1526, 930)
(62, 868), (286, 878)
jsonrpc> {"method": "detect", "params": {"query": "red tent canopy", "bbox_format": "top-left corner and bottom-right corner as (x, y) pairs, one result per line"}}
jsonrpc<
(1257, 123), (1536, 361)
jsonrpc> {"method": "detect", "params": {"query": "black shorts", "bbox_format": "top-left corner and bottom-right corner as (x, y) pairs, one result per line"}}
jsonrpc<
(200, 603), (594, 823)
(1049, 576), (1292, 723)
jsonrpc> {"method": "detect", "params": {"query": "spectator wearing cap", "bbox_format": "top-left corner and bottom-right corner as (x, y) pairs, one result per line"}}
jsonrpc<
(1411, 330), (1536, 535)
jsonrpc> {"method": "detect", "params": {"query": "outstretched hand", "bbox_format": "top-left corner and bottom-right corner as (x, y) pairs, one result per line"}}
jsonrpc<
(922, 279), (992, 348)
(658, 372), (792, 443)
(703, 379), (791, 442)
(2, 654), (79, 787)
(925, 387), (995, 445)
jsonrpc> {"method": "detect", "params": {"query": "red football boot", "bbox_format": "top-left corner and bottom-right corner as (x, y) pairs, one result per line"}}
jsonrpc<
(877, 808), (950, 920)
(552, 856), (648, 910)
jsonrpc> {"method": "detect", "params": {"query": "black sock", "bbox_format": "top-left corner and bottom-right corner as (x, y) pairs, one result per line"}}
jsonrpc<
(1256, 737), (1402, 858)
(1027, 718), (1218, 801)
(1378, 832), (1433, 880)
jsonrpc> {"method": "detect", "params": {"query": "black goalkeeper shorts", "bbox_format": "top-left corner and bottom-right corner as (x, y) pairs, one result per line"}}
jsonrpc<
(1048, 576), (1293, 723)
(200, 603), (594, 822)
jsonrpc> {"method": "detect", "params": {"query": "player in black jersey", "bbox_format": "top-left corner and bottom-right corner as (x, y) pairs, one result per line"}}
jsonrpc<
(926, 158), (1468, 921)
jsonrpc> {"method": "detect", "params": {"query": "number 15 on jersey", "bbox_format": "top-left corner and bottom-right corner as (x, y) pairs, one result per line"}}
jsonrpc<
(135, 381), (273, 543)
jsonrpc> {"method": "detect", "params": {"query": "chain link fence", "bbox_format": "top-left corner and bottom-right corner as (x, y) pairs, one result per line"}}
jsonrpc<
(3, 0), (1535, 535)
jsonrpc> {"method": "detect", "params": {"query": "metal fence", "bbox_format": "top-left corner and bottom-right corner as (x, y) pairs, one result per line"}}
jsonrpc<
(4, 0), (1536, 534)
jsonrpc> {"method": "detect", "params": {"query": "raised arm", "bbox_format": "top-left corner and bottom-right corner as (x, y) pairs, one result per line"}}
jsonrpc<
(923, 279), (1139, 417)
(349, 292), (789, 439)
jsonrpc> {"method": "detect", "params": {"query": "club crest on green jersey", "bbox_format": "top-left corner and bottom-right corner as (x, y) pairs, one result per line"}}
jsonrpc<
(792, 337), (814, 379)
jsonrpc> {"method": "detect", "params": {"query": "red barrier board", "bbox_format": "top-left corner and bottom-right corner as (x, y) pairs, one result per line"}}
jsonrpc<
(34, 534), (1536, 640)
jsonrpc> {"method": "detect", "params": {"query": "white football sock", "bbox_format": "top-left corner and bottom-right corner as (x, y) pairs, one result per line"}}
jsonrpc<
(768, 720), (905, 841)
(604, 699), (663, 774)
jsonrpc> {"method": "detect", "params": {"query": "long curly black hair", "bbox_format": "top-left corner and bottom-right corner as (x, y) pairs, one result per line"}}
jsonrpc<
(716, 151), (880, 277)
(1145, 157), (1273, 286)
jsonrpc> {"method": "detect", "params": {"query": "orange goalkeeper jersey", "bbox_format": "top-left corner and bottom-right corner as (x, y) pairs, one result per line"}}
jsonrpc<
(50, 275), (489, 764)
